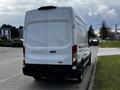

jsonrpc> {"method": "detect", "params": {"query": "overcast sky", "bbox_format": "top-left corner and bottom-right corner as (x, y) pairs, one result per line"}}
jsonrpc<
(0, 0), (120, 31)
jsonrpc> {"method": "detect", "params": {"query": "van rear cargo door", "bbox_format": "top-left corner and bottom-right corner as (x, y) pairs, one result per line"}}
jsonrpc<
(26, 11), (47, 64)
(46, 10), (72, 65)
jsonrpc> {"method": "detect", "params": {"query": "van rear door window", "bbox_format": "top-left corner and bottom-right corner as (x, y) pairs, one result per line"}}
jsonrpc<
(26, 22), (47, 47)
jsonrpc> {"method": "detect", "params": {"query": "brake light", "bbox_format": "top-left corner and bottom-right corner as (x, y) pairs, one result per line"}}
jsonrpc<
(23, 46), (25, 64)
(72, 45), (77, 65)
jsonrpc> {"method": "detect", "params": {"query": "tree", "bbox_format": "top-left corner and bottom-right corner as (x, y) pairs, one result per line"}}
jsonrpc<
(18, 26), (23, 29)
(1, 24), (12, 28)
(18, 26), (23, 38)
(99, 20), (111, 40)
(10, 26), (20, 38)
(88, 25), (96, 39)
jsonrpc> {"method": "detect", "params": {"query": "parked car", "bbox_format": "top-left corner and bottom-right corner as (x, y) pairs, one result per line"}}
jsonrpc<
(22, 6), (91, 83)
(89, 38), (99, 46)
(11, 38), (23, 47)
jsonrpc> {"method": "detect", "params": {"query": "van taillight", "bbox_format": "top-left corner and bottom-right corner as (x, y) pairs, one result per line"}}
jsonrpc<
(72, 45), (77, 65)
(23, 46), (25, 64)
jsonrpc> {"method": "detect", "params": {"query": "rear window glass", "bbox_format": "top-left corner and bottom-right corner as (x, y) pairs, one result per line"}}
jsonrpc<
(27, 22), (47, 47)
(26, 21), (70, 47)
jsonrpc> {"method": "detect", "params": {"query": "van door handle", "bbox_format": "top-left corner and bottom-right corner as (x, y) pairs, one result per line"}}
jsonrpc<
(49, 50), (56, 53)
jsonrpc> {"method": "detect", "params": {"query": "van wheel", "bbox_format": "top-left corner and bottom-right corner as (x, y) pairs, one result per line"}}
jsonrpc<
(77, 67), (83, 83)
(77, 74), (83, 83)
(33, 75), (42, 81)
(87, 54), (91, 65)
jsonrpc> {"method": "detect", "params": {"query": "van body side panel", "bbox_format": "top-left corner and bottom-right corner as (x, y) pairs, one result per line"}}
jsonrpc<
(74, 17), (90, 64)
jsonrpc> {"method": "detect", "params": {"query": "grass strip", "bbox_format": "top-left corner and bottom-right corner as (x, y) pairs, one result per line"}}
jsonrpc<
(93, 55), (120, 90)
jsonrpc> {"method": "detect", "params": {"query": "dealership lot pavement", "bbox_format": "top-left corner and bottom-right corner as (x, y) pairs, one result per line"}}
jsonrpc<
(0, 46), (98, 90)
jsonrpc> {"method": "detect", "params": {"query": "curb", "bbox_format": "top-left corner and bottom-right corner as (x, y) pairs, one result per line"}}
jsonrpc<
(88, 56), (98, 90)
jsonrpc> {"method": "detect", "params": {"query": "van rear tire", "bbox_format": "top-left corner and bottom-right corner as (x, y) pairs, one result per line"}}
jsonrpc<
(77, 73), (83, 83)
(87, 54), (91, 65)
(77, 65), (83, 83)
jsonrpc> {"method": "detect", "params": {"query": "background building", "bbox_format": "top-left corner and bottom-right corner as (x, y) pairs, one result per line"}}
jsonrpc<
(0, 27), (11, 40)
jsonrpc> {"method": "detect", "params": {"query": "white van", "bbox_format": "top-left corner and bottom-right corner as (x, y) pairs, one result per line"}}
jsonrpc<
(23, 6), (91, 82)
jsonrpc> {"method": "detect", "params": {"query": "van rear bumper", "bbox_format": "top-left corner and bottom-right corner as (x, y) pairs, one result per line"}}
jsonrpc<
(23, 64), (80, 77)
